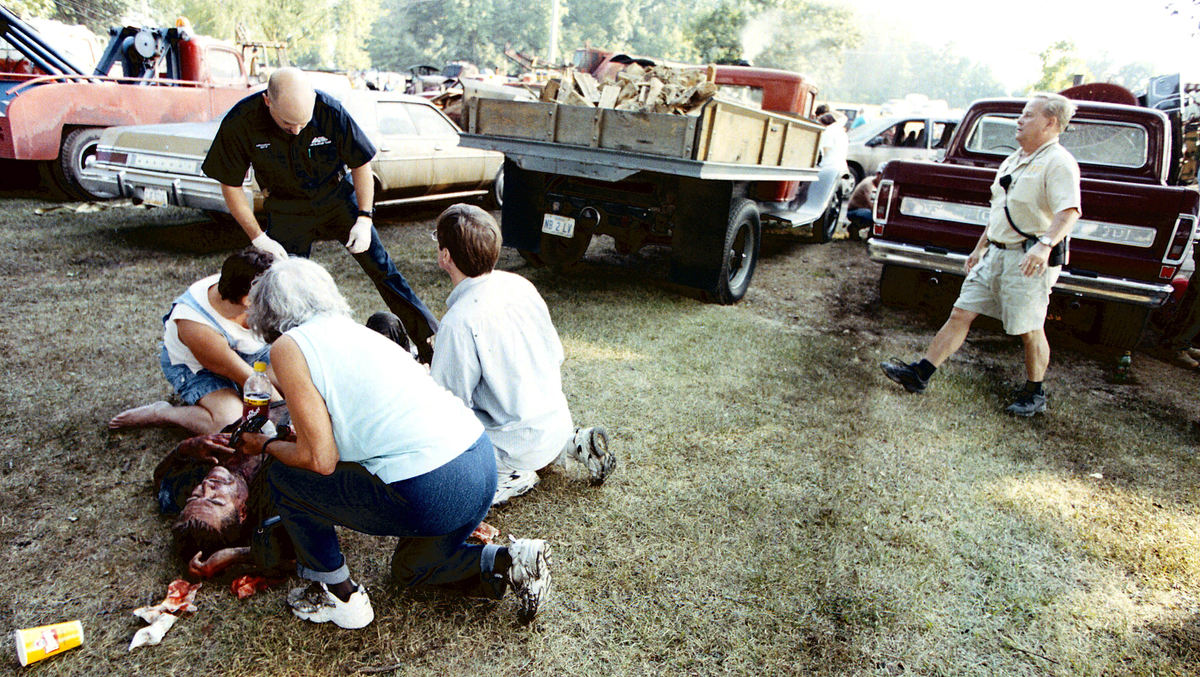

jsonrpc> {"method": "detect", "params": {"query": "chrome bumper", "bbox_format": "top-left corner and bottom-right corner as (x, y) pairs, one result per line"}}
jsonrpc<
(868, 239), (1174, 307)
(79, 165), (245, 213)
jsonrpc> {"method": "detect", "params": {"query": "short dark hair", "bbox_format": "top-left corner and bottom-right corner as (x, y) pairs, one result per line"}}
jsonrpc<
(435, 203), (501, 277)
(217, 248), (274, 302)
(171, 513), (244, 560)
(814, 104), (829, 117)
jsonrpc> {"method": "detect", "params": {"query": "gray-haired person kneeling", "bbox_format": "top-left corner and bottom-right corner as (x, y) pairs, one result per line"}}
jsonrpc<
(234, 257), (551, 628)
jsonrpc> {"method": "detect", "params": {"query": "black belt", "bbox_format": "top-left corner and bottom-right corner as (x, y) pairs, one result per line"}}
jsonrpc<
(988, 239), (1026, 251)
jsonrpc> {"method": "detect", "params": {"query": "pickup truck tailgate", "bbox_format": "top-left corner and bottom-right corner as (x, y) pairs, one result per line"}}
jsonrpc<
(873, 160), (1199, 286)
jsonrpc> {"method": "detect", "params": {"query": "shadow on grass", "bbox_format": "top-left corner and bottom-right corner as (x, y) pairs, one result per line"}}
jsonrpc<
(111, 217), (248, 255)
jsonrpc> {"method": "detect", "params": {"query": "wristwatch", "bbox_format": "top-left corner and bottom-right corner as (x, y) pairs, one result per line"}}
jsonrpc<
(357, 208), (375, 219)
(1037, 235), (1054, 247)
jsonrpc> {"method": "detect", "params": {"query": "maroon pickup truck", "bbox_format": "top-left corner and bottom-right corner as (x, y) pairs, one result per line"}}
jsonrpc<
(867, 93), (1200, 348)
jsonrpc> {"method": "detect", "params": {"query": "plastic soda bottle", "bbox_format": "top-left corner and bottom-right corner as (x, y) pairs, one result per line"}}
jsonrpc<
(242, 361), (271, 420)
(1115, 351), (1132, 383)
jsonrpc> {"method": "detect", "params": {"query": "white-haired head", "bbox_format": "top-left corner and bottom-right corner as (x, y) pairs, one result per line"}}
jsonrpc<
(247, 257), (351, 342)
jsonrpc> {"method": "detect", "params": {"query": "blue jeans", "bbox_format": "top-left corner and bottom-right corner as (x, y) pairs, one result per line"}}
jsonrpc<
(847, 207), (873, 226)
(265, 199), (439, 363)
(159, 344), (271, 405)
(267, 433), (503, 595)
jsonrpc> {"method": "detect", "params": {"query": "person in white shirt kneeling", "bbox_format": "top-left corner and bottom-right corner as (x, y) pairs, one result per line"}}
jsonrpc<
(430, 204), (617, 506)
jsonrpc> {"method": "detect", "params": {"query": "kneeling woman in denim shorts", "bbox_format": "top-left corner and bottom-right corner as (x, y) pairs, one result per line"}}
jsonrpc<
(234, 257), (552, 629)
(109, 249), (277, 434)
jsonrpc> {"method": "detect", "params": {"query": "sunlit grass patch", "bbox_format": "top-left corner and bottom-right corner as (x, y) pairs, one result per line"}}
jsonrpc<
(988, 474), (1200, 592)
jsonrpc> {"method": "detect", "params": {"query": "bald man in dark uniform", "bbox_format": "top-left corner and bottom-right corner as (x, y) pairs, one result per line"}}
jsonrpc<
(202, 68), (436, 362)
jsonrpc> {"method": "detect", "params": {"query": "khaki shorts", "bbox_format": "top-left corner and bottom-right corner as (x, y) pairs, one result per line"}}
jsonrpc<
(954, 245), (1060, 335)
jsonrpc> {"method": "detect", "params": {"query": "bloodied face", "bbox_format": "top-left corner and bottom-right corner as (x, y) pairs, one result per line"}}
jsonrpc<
(179, 465), (249, 531)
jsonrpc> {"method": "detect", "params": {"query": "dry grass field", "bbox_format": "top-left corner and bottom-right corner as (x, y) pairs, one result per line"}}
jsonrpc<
(2, 185), (1200, 676)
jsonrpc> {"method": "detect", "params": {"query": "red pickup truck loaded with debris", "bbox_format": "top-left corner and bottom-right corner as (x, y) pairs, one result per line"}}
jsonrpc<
(868, 81), (1200, 348)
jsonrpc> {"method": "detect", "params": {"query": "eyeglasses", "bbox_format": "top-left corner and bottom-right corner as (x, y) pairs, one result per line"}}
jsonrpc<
(429, 230), (438, 243)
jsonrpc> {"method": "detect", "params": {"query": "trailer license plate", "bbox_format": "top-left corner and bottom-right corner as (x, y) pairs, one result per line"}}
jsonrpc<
(542, 213), (575, 239)
(143, 187), (168, 207)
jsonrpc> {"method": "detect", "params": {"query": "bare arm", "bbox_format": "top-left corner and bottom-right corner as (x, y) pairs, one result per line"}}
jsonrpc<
(177, 319), (258, 385)
(350, 161), (374, 213)
(189, 546), (251, 578)
(220, 183), (264, 241)
(1020, 207), (1080, 276)
(238, 336), (339, 475)
(964, 231), (990, 274)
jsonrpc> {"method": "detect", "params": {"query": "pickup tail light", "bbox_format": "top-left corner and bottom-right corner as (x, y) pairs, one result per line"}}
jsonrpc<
(1165, 214), (1197, 263)
(1161, 265), (1178, 280)
(874, 179), (894, 226)
(95, 149), (127, 165)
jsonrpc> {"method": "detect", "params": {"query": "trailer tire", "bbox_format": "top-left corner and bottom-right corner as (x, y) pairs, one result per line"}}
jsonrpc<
(55, 127), (113, 201)
(707, 198), (760, 304)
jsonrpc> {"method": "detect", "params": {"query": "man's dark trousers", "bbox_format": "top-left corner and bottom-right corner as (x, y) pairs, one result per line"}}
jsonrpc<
(266, 204), (438, 363)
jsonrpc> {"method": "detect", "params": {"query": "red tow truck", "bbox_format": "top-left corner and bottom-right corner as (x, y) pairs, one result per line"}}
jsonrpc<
(868, 80), (1200, 348)
(0, 5), (260, 199)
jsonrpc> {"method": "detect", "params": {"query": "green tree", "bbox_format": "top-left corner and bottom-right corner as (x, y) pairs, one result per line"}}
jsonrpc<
(1031, 40), (1091, 93)
(8, 0), (129, 33)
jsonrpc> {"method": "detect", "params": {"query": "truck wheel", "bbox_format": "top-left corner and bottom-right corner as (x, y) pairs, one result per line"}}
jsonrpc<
(55, 127), (113, 201)
(848, 163), (863, 186)
(1095, 302), (1150, 349)
(482, 167), (504, 210)
(811, 191), (841, 244)
(709, 198), (761, 304)
(879, 264), (920, 308)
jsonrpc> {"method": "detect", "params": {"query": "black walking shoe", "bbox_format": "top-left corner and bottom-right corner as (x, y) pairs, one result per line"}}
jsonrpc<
(880, 359), (928, 393)
(1006, 390), (1047, 417)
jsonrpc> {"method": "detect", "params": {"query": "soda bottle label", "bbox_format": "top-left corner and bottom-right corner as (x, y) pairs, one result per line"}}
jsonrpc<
(243, 394), (269, 420)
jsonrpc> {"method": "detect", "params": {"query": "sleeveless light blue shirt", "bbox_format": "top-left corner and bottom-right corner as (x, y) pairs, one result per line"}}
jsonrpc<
(286, 314), (483, 483)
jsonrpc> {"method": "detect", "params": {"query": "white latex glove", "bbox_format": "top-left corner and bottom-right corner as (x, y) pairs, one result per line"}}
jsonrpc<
(346, 216), (373, 254)
(251, 232), (289, 260)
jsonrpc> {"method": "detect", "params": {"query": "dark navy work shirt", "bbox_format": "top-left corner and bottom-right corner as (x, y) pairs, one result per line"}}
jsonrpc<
(202, 90), (376, 215)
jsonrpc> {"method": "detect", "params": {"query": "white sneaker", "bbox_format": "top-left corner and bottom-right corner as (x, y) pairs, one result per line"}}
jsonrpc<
(569, 426), (616, 485)
(287, 581), (374, 629)
(506, 536), (551, 624)
(492, 469), (539, 506)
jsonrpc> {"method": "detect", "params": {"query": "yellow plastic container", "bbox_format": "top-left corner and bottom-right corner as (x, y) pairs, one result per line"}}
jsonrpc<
(13, 620), (83, 666)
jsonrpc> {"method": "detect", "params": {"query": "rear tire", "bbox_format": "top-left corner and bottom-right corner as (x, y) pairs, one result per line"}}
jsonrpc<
(54, 127), (112, 201)
(708, 197), (760, 304)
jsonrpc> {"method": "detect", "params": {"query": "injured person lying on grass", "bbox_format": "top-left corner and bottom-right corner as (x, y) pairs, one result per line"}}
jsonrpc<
(155, 430), (296, 581)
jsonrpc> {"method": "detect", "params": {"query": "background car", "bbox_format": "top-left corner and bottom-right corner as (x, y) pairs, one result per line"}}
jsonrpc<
(81, 90), (504, 217)
(845, 113), (961, 184)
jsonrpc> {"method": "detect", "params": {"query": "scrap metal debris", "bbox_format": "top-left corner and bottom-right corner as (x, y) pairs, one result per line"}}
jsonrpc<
(128, 580), (201, 651)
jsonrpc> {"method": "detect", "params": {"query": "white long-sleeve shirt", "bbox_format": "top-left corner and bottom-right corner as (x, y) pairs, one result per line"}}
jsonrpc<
(430, 271), (573, 471)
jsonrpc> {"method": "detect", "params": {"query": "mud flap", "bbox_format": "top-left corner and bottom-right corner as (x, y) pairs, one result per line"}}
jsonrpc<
(668, 178), (735, 292)
(499, 159), (545, 253)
